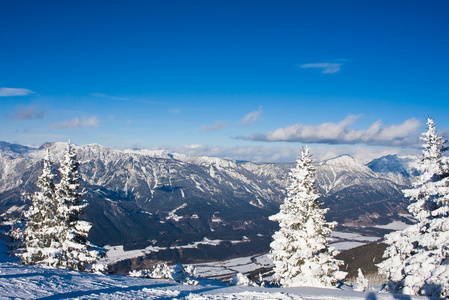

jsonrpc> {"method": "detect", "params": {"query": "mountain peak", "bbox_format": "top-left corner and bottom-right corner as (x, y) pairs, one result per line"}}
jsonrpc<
(322, 154), (362, 168)
(366, 154), (419, 186)
(0, 141), (35, 156)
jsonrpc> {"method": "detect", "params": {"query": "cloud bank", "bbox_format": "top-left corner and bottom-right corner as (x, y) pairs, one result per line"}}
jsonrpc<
(239, 115), (421, 147)
(149, 143), (415, 164)
(0, 87), (35, 97)
(300, 62), (342, 74)
(51, 116), (99, 129)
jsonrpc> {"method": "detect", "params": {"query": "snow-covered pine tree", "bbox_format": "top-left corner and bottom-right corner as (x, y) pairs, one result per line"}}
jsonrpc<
(55, 141), (104, 271)
(269, 146), (346, 287)
(18, 149), (62, 266)
(354, 268), (369, 292)
(378, 117), (449, 297)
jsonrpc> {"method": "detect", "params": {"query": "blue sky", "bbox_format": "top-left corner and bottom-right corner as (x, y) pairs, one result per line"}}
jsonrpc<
(1, 1), (448, 162)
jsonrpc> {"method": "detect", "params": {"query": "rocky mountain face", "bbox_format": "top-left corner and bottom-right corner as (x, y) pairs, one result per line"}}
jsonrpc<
(317, 155), (413, 227)
(0, 142), (417, 255)
(366, 154), (419, 186)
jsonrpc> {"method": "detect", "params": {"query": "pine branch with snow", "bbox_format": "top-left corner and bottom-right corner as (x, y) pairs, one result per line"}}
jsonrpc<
(269, 147), (346, 288)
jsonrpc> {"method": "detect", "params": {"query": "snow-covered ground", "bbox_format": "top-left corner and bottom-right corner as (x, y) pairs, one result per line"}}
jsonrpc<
(0, 261), (438, 299)
(194, 254), (272, 280)
(374, 221), (411, 231)
(102, 231), (381, 268)
(0, 239), (440, 299)
(102, 237), (250, 265)
(329, 231), (381, 251)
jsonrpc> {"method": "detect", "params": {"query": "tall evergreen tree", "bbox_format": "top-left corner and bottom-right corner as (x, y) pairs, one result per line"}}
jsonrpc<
(55, 141), (104, 271)
(378, 117), (449, 297)
(269, 147), (346, 287)
(18, 149), (62, 266)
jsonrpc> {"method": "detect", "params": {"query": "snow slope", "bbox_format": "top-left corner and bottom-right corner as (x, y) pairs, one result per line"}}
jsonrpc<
(0, 240), (438, 300)
(0, 261), (437, 300)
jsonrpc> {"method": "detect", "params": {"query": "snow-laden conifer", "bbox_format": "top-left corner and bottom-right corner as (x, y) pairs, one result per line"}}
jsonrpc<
(15, 142), (105, 272)
(354, 268), (369, 292)
(55, 141), (104, 271)
(229, 273), (252, 286)
(269, 147), (346, 287)
(378, 117), (449, 297)
(129, 263), (198, 285)
(18, 149), (62, 266)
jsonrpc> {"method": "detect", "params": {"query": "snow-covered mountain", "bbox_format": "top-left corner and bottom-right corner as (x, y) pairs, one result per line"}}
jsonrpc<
(367, 154), (419, 186)
(0, 141), (415, 261)
(317, 155), (412, 227)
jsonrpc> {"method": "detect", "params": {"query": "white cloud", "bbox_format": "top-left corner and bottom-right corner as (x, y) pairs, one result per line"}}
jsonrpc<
(91, 93), (129, 101)
(187, 144), (204, 149)
(149, 144), (417, 164)
(200, 121), (228, 132)
(300, 62), (342, 74)
(242, 106), (263, 126)
(152, 144), (299, 163)
(0, 87), (35, 97)
(14, 105), (45, 119)
(310, 145), (418, 164)
(240, 115), (421, 147)
(51, 116), (99, 129)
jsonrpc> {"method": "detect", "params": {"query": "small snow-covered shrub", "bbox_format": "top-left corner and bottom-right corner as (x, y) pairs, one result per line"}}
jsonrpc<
(129, 263), (172, 279)
(172, 263), (198, 285)
(229, 273), (252, 286)
(353, 268), (370, 292)
(151, 263), (174, 279)
(91, 262), (108, 273)
(129, 263), (198, 285)
(129, 269), (148, 278)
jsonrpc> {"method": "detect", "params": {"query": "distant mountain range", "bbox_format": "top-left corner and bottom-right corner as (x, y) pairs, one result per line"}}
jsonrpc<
(0, 141), (418, 257)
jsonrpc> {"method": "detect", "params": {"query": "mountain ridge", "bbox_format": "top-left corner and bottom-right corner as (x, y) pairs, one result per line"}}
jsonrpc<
(0, 141), (416, 257)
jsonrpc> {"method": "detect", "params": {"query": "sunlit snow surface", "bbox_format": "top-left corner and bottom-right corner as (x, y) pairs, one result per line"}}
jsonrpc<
(0, 240), (436, 299)
(329, 231), (380, 251)
(194, 254), (272, 279)
(374, 221), (411, 231)
(0, 262), (435, 300)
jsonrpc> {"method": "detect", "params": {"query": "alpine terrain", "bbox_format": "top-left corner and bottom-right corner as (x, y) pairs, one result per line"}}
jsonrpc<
(0, 141), (417, 266)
